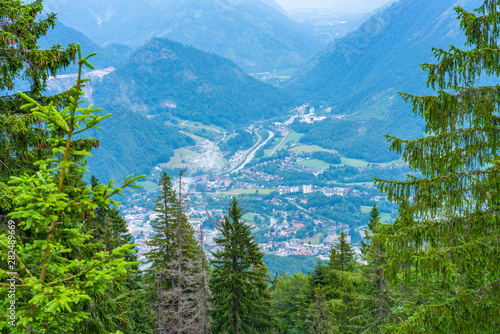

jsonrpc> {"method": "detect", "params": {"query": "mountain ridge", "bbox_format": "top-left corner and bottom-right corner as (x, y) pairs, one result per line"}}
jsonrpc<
(43, 0), (322, 72)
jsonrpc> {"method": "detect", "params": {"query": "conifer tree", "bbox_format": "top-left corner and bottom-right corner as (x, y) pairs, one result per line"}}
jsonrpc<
(73, 175), (151, 334)
(209, 197), (275, 334)
(329, 229), (355, 272)
(323, 230), (367, 333)
(0, 46), (143, 333)
(195, 223), (212, 334)
(0, 0), (77, 198)
(306, 287), (336, 334)
(271, 272), (309, 334)
(374, 1), (500, 332)
(145, 171), (204, 334)
(359, 205), (396, 333)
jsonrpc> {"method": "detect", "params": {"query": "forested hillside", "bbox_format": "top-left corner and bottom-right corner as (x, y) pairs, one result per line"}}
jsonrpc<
(284, 0), (483, 162)
(38, 20), (132, 72)
(91, 38), (294, 128)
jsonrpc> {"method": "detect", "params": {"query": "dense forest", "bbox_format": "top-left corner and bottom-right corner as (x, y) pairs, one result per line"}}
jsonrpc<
(1, 0), (500, 333)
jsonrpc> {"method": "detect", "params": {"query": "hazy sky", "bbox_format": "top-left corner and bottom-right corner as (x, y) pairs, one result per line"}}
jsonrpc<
(273, 0), (393, 11)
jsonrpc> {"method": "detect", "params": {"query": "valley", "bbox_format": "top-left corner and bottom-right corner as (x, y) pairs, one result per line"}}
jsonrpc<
(120, 105), (406, 265)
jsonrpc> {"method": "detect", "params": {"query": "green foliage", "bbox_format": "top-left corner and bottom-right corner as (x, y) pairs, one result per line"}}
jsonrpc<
(0, 0), (78, 208)
(329, 230), (355, 272)
(0, 0), (76, 94)
(291, 117), (423, 163)
(263, 254), (321, 278)
(210, 197), (276, 333)
(271, 272), (309, 334)
(87, 108), (195, 184)
(220, 130), (256, 155)
(0, 46), (144, 333)
(374, 1), (500, 332)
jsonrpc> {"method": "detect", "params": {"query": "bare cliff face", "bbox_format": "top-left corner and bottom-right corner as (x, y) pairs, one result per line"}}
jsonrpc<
(46, 67), (116, 103)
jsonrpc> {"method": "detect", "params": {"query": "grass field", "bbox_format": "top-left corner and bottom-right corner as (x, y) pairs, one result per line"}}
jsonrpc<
(181, 120), (225, 133)
(242, 214), (255, 221)
(336, 157), (370, 167)
(291, 145), (337, 154)
(158, 148), (200, 168)
(297, 159), (331, 169)
(361, 205), (373, 213)
(137, 181), (158, 193)
(179, 131), (208, 144)
(267, 129), (305, 156)
(281, 129), (304, 148)
(303, 234), (322, 245)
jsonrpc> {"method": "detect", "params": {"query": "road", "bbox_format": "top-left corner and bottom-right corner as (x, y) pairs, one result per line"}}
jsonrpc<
(230, 130), (275, 174)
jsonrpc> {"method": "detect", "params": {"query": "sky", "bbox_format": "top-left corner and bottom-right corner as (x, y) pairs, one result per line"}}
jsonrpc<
(273, 0), (394, 11)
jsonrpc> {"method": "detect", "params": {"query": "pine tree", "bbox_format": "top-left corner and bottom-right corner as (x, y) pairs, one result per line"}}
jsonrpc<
(0, 46), (143, 333)
(329, 229), (355, 272)
(359, 204), (396, 333)
(0, 0), (77, 202)
(209, 197), (275, 334)
(145, 171), (204, 334)
(374, 1), (500, 332)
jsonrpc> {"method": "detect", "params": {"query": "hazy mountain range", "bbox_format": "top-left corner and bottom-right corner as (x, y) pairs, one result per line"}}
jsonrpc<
(43, 0), (323, 72)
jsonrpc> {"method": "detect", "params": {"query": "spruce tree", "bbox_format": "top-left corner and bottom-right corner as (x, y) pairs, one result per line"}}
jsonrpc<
(73, 175), (151, 334)
(374, 1), (500, 332)
(0, 46), (143, 333)
(0, 0), (77, 200)
(209, 197), (275, 334)
(329, 229), (355, 272)
(145, 171), (204, 333)
(359, 205), (396, 333)
(271, 272), (309, 333)
(306, 287), (336, 334)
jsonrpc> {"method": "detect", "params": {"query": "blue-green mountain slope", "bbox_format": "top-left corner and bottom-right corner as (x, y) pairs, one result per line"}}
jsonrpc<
(91, 38), (294, 129)
(283, 0), (483, 162)
(43, 0), (322, 73)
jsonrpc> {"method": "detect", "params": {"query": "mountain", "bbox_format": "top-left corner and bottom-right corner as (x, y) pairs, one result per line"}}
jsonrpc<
(43, 0), (322, 73)
(283, 0), (483, 162)
(38, 20), (132, 72)
(90, 38), (294, 129)
(71, 37), (294, 182)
